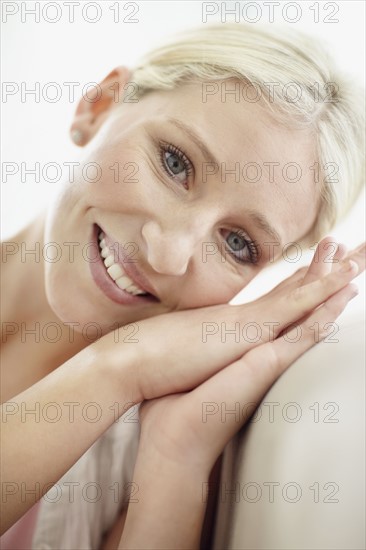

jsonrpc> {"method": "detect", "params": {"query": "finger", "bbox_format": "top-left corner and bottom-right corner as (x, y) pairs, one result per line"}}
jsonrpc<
(265, 237), (337, 297)
(246, 257), (359, 345)
(351, 242), (366, 271)
(270, 258), (359, 335)
(261, 241), (364, 300)
(269, 244), (358, 338)
(277, 241), (347, 332)
(256, 266), (308, 302)
(302, 236), (337, 285)
(351, 241), (366, 255)
(331, 243), (348, 272)
(263, 243), (366, 320)
(183, 282), (358, 462)
(267, 282), (358, 374)
(332, 242), (365, 275)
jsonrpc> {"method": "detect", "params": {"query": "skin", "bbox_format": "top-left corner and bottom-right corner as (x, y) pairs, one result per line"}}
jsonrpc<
(45, 67), (319, 330)
(1, 66), (365, 548)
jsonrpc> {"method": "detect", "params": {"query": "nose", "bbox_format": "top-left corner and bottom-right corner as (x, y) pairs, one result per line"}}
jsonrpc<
(141, 219), (197, 276)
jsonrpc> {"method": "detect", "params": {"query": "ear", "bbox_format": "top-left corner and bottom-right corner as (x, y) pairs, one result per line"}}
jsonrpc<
(70, 66), (131, 146)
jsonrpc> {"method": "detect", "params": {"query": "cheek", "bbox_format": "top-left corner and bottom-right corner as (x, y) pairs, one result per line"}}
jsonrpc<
(175, 264), (257, 309)
(76, 143), (163, 215)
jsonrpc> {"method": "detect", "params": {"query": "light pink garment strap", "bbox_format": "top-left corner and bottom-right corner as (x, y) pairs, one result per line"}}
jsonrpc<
(0, 501), (41, 550)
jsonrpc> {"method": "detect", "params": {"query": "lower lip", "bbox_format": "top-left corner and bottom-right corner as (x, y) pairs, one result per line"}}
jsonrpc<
(89, 224), (157, 306)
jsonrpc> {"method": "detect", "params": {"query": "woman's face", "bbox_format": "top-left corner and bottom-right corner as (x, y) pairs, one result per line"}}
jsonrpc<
(44, 79), (319, 331)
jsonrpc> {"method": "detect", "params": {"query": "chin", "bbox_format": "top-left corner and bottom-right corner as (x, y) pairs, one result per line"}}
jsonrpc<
(44, 272), (163, 340)
(44, 274), (113, 338)
(46, 292), (103, 335)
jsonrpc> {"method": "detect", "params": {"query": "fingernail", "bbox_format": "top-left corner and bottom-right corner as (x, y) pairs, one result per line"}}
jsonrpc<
(340, 260), (358, 273)
(350, 287), (359, 300)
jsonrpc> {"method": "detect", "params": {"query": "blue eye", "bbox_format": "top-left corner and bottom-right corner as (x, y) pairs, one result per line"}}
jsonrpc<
(223, 229), (259, 264)
(165, 151), (186, 176)
(159, 142), (193, 188)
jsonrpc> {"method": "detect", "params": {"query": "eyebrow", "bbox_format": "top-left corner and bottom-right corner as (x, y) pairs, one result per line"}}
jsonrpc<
(166, 117), (220, 166)
(165, 117), (282, 248)
(247, 210), (282, 248)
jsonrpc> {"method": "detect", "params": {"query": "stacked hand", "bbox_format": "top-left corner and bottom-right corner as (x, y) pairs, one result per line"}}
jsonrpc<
(103, 238), (365, 550)
(134, 238), (365, 473)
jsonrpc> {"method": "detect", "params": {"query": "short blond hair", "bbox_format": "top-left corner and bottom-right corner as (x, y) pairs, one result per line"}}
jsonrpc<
(129, 24), (365, 245)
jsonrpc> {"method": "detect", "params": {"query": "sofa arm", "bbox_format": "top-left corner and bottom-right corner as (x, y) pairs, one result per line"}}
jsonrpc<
(212, 313), (365, 550)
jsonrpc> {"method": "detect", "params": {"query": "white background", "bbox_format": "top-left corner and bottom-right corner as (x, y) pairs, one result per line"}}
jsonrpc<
(1, 0), (365, 311)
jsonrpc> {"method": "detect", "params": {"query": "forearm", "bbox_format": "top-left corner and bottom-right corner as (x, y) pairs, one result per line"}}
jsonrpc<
(0, 343), (139, 534)
(119, 448), (209, 550)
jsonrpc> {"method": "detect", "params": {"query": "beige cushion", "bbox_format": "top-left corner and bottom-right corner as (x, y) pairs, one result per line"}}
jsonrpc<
(213, 313), (365, 550)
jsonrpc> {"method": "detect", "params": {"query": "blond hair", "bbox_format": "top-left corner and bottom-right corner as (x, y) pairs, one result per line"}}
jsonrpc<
(129, 24), (364, 245)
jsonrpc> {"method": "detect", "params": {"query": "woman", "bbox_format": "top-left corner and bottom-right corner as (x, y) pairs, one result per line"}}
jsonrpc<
(1, 23), (365, 549)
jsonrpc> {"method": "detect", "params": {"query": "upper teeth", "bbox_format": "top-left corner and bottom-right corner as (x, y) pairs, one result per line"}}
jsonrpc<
(98, 232), (147, 296)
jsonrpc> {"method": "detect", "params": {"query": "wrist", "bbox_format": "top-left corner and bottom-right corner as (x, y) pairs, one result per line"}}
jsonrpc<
(89, 336), (143, 417)
(119, 452), (209, 550)
(137, 431), (212, 480)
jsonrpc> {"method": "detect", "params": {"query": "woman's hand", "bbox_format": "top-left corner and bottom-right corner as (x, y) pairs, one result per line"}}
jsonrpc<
(265, 239), (364, 294)
(98, 238), (365, 405)
(261, 238), (364, 336)
(137, 240), (365, 469)
(117, 239), (364, 550)
(136, 267), (359, 472)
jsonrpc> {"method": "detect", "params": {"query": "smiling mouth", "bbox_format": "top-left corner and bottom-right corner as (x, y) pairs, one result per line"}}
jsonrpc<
(96, 226), (158, 301)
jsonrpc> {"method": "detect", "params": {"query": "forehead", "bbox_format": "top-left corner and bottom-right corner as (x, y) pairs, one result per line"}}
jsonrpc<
(115, 81), (320, 246)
